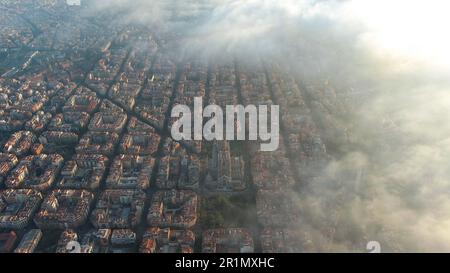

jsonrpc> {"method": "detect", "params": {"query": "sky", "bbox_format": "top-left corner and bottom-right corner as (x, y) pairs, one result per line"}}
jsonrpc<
(84, 0), (450, 252)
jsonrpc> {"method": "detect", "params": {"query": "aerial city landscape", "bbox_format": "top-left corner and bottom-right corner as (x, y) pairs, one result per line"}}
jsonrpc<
(1, 0), (450, 254)
(0, 0), (330, 253)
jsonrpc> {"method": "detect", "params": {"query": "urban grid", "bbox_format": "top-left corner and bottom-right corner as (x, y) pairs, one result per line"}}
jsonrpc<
(0, 0), (339, 253)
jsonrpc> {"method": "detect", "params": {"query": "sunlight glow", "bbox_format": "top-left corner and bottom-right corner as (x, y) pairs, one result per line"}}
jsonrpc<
(344, 0), (450, 70)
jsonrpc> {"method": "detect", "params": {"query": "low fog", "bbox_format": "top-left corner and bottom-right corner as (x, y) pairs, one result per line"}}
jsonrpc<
(86, 0), (450, 252)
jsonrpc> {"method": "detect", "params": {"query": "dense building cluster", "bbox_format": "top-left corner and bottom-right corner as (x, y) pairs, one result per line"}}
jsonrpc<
(25, 111), (52, 133)
(57, 154), (109, 190)
(202, 228), (254, 253)
(34, 189), (94, 229)
(169, 60), (207, 153)
(0, 153), (18, 185)
(135, 54), (175, 130)
(111, 229), (136, 247)
(147, 190), (198, 229)
(256, 190), (300, 227)
(260, 228), (307, 253)
(90, 190), (145, 229)
(268, 71), (328, 179)
(76, 131), (120, 156)
(120, 117), (161, 156)
(0, 189), (43, 229)
(140, 227), (195, 253)
(3, 131), (36, 156)
(14, 229), (43, 253)
(0, 1), (336, 253)
(5, 154), (64, 190)
(156, 142), (200, 189)
(47, 109), (90, 134)
(250, 149), (295, 190)
(88, 112), (128, 133)
(106, 155), (154, 190)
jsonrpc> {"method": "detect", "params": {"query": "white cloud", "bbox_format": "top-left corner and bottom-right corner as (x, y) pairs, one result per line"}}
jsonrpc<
(66, 0), (81, 6)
